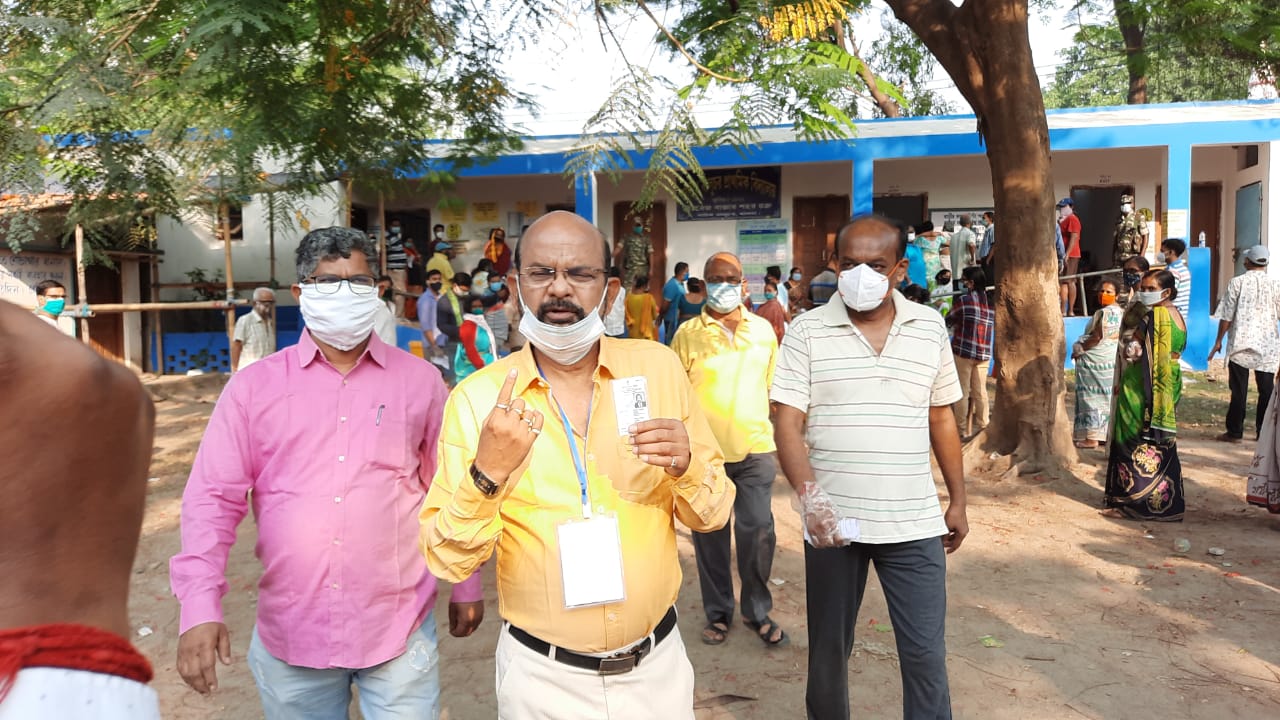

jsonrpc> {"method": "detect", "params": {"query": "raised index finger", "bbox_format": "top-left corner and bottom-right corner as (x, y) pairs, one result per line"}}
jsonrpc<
(495, 369), (518, 408)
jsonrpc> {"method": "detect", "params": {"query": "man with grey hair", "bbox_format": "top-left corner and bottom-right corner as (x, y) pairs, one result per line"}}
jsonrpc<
(171, 227), (484, 718)
(231, 287), (277, 372)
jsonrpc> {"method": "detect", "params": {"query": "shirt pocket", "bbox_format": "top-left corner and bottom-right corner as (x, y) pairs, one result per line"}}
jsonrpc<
(366, 403), (410, 471)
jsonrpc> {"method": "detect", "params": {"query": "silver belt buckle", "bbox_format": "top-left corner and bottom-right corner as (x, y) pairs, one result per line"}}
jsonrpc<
(597, 655), (637, 676)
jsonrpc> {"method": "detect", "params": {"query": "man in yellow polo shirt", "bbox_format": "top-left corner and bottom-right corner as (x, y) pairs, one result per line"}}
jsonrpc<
(420, 211), (734, 719)
(671, 252), (785, 648)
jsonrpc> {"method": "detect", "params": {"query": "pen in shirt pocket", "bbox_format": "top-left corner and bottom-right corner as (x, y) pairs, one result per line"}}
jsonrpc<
(376, 404), (384, 426)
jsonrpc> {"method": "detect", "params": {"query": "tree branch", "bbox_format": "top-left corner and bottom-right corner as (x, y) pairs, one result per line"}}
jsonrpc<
(635, 0), (745, 83)
(838, 22), (902, 117)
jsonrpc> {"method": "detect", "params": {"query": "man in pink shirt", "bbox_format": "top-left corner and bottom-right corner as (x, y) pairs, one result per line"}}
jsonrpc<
(170, 227), (484, 719)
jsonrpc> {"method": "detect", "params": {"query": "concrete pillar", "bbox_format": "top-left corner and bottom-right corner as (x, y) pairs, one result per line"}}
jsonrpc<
(121, 259), (143, 371)
(1165, 142), (1192, 243)
(574, 172), (597, 225)
(852, 149), (874, 216)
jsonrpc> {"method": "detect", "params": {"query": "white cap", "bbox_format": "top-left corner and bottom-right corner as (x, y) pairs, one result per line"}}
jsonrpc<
(1243, 245), (1270, 266)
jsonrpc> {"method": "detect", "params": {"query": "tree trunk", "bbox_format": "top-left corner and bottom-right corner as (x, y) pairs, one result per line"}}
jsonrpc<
(1114, 0), (1148, 104)
(886, 0), (1076, 471)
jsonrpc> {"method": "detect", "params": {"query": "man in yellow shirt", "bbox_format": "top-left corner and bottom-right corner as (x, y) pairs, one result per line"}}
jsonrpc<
(671, 252), (785, 648)
(426, 224), (457, 282)
(420, 211), (734, 719)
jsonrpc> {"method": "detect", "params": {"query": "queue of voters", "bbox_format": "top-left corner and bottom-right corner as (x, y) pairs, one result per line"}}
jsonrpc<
(10, 203), (1280, 720)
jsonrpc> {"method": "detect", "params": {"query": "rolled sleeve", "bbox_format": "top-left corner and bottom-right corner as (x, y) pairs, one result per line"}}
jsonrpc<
(420, 391), (507, 584)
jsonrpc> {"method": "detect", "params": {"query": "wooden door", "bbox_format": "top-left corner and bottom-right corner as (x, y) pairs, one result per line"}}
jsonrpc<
(612, 202), (667, 292)
(792, 195), (850, 297)
(1191, 182), (1222, 300)
(85, 264), (124, 361)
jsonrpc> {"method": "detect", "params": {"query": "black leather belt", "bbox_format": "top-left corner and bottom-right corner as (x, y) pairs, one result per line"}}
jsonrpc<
(508, 606), (677, 676)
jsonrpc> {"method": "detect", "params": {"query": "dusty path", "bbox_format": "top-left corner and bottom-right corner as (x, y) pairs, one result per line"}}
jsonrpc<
(129, 374), (1280, 719)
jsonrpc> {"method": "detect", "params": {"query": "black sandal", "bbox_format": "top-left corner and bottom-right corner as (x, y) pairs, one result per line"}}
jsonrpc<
(701, 620), (730, 646)
(744, 617), (789, 647)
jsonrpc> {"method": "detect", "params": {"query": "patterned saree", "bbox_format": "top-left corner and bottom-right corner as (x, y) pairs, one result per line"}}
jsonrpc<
(1104, 305), (1186, 521)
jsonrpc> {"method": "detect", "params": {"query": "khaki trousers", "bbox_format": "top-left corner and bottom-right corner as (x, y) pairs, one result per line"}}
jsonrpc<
(953, 356), (990, 436)
(389, 268), (408, 317)
(494, 624), (695, 720)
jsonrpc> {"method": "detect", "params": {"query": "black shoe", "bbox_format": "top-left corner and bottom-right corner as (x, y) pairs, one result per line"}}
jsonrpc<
(1217, 432), (1243, 444)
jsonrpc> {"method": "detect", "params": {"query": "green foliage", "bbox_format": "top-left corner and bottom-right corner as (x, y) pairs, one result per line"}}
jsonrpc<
(1045, 1), (1276, 108)
(0, 0), (547, 253)
(571, 0), (879, 213)
(866, 15), (954, 117)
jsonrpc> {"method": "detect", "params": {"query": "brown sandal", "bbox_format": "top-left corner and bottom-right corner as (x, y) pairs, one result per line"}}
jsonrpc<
(701, 621), (729, 646)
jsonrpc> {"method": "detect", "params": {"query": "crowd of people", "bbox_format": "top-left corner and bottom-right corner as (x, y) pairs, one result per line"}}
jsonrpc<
(10, 202), (1280, 720)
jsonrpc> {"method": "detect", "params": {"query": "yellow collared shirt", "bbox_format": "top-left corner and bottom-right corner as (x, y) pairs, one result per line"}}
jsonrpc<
(670, 309), (778, 463)
(419, 338), (734, 653)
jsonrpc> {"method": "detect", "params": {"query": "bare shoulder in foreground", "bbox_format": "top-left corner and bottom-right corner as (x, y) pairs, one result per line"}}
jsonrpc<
(0, 301), (155, 636)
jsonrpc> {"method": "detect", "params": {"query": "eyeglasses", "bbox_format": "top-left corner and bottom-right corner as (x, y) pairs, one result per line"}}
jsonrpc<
(518, 266), (606, 288)
(304, 275), (378, 294)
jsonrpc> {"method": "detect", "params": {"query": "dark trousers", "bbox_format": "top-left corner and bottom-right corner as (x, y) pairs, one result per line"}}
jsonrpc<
(804, 537), (951, 720)
(692, 454), (777, 627)
(1227, 360), (1274, 439)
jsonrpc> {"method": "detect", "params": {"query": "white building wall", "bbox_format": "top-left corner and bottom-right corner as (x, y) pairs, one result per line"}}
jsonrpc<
(596, 161), (853, 280)
(155, 182), (347, 304)
(1191, 144), (1272, 292)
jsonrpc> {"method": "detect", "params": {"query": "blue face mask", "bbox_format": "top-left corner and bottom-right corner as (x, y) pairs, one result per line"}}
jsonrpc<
(490, 280), (504, 293)
(791, 272), (802, 281)
(42, 298), (65, 316)
(706, 282), (743, 313)
(764, 291), (777, 300)
(470, 307), (485, 315)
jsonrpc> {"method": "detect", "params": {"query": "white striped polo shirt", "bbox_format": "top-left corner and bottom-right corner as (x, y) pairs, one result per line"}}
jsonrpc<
(770, 290), (962, 544)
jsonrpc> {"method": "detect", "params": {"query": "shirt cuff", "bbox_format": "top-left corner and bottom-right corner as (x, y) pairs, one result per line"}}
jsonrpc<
(178, 594), (224, 635)
(448, 570), (485, 604)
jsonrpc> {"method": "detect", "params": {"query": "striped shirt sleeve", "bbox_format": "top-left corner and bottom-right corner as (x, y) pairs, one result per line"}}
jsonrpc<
(931, 322), (963, 406)
(770, 317), (812, 412)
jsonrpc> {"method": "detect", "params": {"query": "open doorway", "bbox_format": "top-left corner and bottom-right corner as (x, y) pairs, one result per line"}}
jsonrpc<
(612, 202), (668, 294)
(793, 195), (850, 299)
(1191, 182), (1223, 300)
(1070, 185), (1134, 274)
(873, 194), (927, 229)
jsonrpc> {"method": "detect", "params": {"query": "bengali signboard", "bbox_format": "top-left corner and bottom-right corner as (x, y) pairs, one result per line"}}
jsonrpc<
(677, 166), (782, 221)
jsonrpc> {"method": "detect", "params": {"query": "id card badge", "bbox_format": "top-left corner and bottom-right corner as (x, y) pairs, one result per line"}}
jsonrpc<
(612, 376), (651, 435)
(558, 515), (627, 608)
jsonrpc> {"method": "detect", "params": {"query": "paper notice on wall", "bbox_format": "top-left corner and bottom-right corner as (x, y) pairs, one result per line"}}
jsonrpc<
(1, 250), (72, 309)
(439, 203), (467, 223)
(1165, 209), (1188, 241)
(515, 201), (541, 218)
(736, 219), (790, 304)
(471, 202), (500, 223)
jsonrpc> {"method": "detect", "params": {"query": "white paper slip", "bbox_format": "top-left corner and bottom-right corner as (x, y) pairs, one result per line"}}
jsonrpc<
(612, 376), (651, 435)
(558, 515), (627, 608)
(802, 517), (861, 546)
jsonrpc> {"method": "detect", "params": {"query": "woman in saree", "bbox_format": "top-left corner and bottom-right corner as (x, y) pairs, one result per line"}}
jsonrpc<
(1104, 269), (1186, 521)
(1072, 279), (1124, 448)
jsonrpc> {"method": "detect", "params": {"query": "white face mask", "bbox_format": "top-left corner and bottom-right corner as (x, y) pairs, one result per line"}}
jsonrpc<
(1122, 203), (1133, 213)
(1155, 252), (1167, 264)
(838, 264), (891, 313)
(1137, 290), (1165, 307)
(906, 232), (916, 242)
(705, 282), (742, 313)
(299, 283), (382, 351)
(517, 281), (607, 366)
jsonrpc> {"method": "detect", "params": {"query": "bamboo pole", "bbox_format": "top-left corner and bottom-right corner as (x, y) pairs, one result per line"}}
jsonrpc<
(378, 191), (387, 275)
(66, 299), (251, 314)
(220, 202), (236, 354)
(74, 224), (91, 345)
(150, 256), (164, 374)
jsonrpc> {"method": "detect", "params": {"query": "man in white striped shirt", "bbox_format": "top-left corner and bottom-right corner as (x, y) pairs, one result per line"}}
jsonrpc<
(772, 215), (968, 720)
(1161, 238), (1191, 318)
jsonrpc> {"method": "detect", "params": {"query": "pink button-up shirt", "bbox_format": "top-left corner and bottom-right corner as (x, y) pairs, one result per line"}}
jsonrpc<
(170, 331), (482, 669)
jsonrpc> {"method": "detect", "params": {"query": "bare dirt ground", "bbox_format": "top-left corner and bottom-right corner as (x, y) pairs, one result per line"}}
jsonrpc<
(130, 373), (1280, 719)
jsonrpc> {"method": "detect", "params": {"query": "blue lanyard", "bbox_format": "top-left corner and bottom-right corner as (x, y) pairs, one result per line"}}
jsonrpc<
(536, 364), (593, 518)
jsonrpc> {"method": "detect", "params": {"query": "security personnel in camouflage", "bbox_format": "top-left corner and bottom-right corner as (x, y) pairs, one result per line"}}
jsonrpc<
(619, 218), (653, 287)
(1113, 193), (1148, 269)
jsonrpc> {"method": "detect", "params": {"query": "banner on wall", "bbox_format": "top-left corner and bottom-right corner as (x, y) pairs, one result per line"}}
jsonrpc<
(736, 218), (790, 303)
(439, 203), (467, 223)
(471, 202), (500, 224)
(678, 166), (782, 221)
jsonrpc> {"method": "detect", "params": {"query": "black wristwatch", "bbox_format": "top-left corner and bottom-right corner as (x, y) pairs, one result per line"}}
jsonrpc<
(470, 462), (501, 497)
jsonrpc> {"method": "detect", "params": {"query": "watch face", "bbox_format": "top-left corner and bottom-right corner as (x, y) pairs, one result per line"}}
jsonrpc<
(471, 464), (500, 496)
